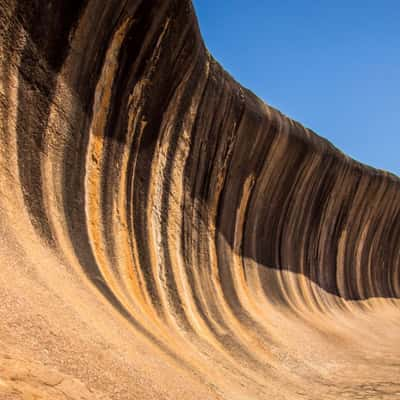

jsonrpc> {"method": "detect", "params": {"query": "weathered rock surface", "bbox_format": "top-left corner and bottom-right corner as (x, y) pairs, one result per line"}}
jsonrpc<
(0, 1), (399, 399)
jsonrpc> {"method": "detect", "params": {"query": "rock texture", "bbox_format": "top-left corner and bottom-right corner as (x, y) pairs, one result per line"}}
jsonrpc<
(0, 1), (399, 399)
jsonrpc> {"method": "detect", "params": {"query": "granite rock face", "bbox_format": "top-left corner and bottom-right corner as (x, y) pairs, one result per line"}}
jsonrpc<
(0, 1), (399, 399)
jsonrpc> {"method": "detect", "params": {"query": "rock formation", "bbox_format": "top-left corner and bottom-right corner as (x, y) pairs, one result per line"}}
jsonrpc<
(0, 1), (399, 399)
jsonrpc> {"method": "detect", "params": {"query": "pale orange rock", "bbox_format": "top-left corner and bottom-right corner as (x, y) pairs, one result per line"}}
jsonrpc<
(0, 1), (399, 399)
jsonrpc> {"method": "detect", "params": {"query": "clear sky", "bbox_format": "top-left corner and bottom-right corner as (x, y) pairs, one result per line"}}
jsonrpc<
(192, 1), (399, 176)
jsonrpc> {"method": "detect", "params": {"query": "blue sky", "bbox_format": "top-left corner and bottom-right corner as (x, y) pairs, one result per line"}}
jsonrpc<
(192, 1), (399, 176)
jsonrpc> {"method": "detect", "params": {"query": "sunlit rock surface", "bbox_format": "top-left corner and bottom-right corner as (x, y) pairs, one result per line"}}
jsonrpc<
(0, 1), (399, 399)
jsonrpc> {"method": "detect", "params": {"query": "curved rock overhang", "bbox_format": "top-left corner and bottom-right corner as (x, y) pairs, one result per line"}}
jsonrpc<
(0, 1), (399, 399)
